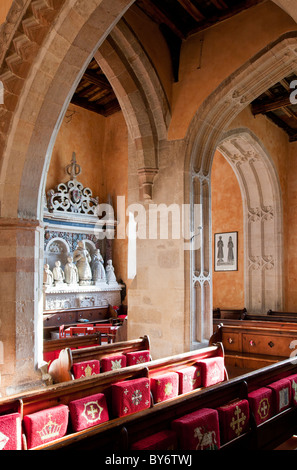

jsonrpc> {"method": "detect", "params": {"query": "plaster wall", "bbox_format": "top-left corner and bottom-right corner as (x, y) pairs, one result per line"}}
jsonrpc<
(167, 1), (296, 140)
(211, 150), (244, 309)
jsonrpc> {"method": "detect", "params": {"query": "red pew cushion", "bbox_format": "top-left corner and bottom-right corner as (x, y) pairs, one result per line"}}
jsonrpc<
(72, 360), (100, 379)
(69, 393), (109, 432)
(267, 378), (292, 413)
(125, 350), (151, 366)
(150, 372), (179, 403)
(131, 430), (178, 450)
(23, 404), (69, 449)
(0, 413), (22, 450)
(195, 356), (225, 387)
(100, 354), (127, 372)
(175, 365), (202, 394)
(217, 399), (250, 443)
(112, 377), (150, 417)
(248, 387), (273, 425)
(286, 374), (297, 406)
(172, 408), (220, 450)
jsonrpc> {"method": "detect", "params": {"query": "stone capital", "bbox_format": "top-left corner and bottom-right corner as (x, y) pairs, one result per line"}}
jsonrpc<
(137, 167), (158, 201)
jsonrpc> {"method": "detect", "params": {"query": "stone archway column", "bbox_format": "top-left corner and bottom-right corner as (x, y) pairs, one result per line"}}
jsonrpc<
(0, 218), (44, 397)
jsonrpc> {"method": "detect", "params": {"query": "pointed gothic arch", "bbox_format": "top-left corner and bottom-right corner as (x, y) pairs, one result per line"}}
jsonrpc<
(217, 129), (284, 314)
(185, 32), (297, 350)
(0, 0), (170, 395)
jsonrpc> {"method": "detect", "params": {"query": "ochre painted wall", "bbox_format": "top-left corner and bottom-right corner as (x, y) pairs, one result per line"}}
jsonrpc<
(211, 150), (244, 309)
(0, 0), (13, 24)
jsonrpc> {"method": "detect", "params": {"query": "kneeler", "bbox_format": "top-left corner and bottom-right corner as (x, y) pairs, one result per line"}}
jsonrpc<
(69, 393), (109, 432)
(100, 354), (127, 372)
(131, 430), (178, 450)
(267, 378), (292, 413)
(285, 374), (297, 406)
(217, 399), (250, 443)
(23, 404), (69, 449)
(175, 365), (201, 394)
(150, 371), (179, 403)
(248, 387), (273, 425)
(112, 377), (151, 417)
(172, 408), (220, 450)
(72, 360), (100, 379)
(125, 350), (151, 366)
(195, 356), (225, 387)
(0, 413), (22, 450)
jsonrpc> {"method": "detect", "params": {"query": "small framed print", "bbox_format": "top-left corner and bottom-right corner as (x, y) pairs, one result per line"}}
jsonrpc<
(214, 231), (238, 272)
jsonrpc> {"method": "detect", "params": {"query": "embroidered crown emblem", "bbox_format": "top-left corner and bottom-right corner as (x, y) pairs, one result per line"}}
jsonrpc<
(37, 414), (62, 441)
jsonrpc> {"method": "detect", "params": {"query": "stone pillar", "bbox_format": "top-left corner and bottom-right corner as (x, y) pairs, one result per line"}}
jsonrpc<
(0, 218), (44, 397)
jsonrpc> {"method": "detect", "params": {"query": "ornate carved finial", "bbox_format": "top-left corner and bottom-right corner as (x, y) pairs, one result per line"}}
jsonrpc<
(65, 152), (81, 180)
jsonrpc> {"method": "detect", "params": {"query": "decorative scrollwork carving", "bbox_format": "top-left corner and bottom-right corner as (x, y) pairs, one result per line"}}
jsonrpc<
(46, 153), (99, 216)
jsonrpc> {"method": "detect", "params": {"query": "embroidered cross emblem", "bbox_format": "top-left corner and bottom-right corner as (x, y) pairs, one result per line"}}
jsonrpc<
(230, 406), (247, 436)
(258, 398), (269, 420)
(83, 401), (103, 423)
(132, 390), (142, 406)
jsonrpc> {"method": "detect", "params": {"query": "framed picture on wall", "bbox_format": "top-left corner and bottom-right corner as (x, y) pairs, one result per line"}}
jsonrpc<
(214, 231), (238, 272)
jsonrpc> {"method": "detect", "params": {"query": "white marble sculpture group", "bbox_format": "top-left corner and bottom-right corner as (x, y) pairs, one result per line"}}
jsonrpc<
(43, 240), (118, 288)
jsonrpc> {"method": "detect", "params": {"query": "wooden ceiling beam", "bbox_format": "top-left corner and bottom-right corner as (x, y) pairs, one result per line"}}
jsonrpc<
(188, 0), (267, 35)
(251, 94), (292, 115)
(71, 95), (120, 117)
(136, 0), (186, 39)
(82, 70), (112, 91)
(177, 0), (205, 22)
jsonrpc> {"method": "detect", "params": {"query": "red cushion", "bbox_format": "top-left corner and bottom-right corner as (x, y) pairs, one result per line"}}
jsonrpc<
(267, 378), (292, 413)
(172, 408), (220, 450)
(217, 399), (250, 443)
(131, 430), (178, 450)
(286, 374), (297, 406)
(195, 357), (225, 387)
(100, 354), (127, 372)
(150, 372), (179, 403)
(0, 413), (22, 450)
(69, 393), (109, 432)
(125, 350), (151, 366)
(43, 350), (59, 366)
(248, 387), (273, 425)
(175, 365), (202, 394)
(112, 377), (151, 417)
(72, 360), (100, 379)
(23, 404), (69, 449)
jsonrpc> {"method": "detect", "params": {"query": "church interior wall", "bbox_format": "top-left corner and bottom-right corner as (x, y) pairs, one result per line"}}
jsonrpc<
(0, 0), (297, 395)
(211, 150), (245, 310)
(167, 1), (296, 140)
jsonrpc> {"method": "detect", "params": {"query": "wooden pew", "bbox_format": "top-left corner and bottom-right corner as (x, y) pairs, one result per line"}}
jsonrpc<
(213, 308), (247, 320)
(0, 343), (226, 451)
(48, 335), (151, 383)
(211, 319), (297, 374)
(3, 347), (297, 451)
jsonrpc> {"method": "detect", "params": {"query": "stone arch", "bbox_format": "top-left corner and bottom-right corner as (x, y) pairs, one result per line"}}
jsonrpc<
(185, 32), (297, 350)
(0, 0), (170, 395)
(95, 18), (171, 200)
(217, 129), (283, 314)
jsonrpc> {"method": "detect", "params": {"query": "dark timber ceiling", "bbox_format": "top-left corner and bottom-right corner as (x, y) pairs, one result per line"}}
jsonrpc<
(251, 73), (297, 142)
(71, 0), (268, 118)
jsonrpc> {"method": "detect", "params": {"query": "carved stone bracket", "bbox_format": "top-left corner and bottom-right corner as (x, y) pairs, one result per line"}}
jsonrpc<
(137, 167), (158, 201)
